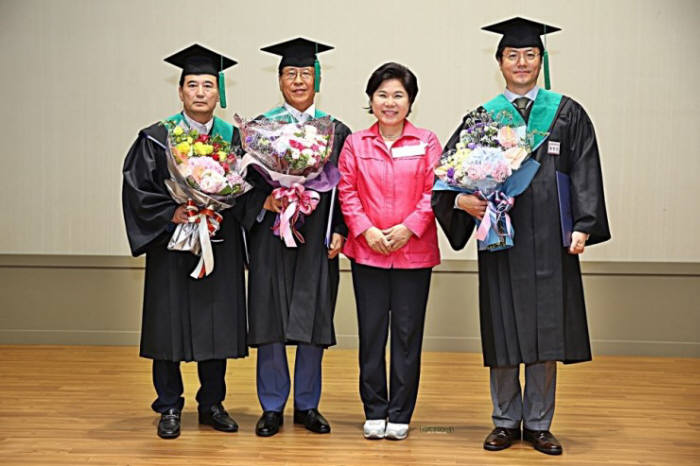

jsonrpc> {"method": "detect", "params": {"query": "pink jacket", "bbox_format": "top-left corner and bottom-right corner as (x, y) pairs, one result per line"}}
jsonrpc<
(338, 121), (441, 269)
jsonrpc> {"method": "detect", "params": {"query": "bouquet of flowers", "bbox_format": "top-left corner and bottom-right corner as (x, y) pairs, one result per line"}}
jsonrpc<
(238, 116), (334, 177)
(162, 119), (250, 278)
(235, 115), (339, 247)
(166, 122), (246, 197)
(434, 108), (542, 251)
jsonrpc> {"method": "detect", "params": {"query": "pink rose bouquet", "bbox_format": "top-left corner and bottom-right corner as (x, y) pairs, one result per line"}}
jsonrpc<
(162, 119), (250, 278)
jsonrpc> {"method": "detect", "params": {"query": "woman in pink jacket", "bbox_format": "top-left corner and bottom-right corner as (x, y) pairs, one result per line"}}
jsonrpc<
(338, 62), (441, 440)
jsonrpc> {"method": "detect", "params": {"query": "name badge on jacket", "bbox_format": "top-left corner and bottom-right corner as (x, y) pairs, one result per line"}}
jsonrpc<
(391, 142), (426, 158)
(548, 141), (561, 156)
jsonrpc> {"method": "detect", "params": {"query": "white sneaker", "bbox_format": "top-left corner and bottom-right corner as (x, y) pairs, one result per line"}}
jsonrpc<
(385, 422), (409, 440)
(363, 419), (386, 439)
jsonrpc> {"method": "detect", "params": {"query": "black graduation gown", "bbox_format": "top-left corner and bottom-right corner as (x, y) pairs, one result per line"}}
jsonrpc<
(432, 96), (610, 367)
(122, 122), (255, 362)
(241, 118), (352, 347)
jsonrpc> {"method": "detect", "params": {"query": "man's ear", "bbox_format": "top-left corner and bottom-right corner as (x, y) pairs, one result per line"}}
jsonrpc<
(278, 75), (285, 92)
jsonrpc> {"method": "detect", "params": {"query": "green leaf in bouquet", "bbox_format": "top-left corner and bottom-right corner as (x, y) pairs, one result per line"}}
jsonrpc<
(218, 185), (233, 195)
(211, 135), (230, 153)
(172, 149), (185, 164)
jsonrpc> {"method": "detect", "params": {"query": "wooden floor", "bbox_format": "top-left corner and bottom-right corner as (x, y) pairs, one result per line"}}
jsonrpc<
(1, 346), (699, 465)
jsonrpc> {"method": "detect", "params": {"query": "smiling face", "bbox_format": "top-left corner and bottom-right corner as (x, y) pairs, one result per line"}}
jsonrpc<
(498, 47), (542, 94)
(178, 74), (219, 122)
(279, 66), (316, 112)
(370, 78), (410, 131)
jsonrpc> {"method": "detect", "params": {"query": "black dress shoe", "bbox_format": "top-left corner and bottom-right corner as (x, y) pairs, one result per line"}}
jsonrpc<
(294, 408), (331, 434)
(157, 408), (181, 439)
(483, 427), (521, 451)
(256, 411), (283, 437)
(523, 428), (563, 455)
(199, 403), (238, 432)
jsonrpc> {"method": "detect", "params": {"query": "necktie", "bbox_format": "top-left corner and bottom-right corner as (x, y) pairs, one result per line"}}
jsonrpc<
(513, 97), (531, 118)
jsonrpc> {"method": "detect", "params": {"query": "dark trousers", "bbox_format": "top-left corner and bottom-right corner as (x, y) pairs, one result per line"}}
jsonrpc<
(256, 343), (323, 412)
(151, 359), (226, 414)
(351, 261), (432, 423)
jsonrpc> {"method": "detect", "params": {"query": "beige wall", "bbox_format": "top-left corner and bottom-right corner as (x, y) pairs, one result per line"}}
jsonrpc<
(1, 255), (698, 357)
(0, 1), (698, 355)
(0, 0), (699, 262)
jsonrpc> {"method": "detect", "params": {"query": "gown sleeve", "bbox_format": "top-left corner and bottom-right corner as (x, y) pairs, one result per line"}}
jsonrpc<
(331, 122), (352, 237)
(431, 119), (476, 250)
(567, 104), (611, 246)
(121, 130), (178, 256)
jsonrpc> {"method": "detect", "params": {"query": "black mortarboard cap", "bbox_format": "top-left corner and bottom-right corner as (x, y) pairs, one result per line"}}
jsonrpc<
(164, 44), (237, 108)
(260, 37), (334, 92)
(482, 17), (560, 51)
(482, 17), (561, 89)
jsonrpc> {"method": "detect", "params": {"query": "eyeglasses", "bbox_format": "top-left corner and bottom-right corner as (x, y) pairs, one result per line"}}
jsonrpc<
(282, 69), (314, 81)
(502, 51), (540, 64)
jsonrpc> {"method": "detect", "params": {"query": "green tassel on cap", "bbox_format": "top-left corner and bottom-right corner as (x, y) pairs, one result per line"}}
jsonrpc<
(314, 58), (321, 93)
(218, 70), (227, 108)
(543, 49), (551, 90)
(542, 24), (551, 90)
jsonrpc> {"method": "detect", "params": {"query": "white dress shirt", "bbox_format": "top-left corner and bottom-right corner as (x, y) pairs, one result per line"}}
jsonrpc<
(503, 86), (539, 109)
(182, 111), (214, 135)
(284, 102), (316, 122)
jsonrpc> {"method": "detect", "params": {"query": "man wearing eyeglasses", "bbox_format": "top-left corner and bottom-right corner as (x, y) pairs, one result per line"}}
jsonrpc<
(432, 18), (610, 455)
(239, 37), (351, 437)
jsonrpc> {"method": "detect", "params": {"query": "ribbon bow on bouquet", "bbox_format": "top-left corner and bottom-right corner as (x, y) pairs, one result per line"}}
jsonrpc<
(185, 200), (223, 279)
(474, 191), (515, 248)
(271, 183), (320, 247)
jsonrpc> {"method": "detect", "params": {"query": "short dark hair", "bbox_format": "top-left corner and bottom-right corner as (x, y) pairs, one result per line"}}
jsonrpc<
(179, 72), (219, 87)
(365, 62), (418, 115)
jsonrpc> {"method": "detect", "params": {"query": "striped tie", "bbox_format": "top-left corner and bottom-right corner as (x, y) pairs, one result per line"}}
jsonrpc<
(513, 97), (531, 118)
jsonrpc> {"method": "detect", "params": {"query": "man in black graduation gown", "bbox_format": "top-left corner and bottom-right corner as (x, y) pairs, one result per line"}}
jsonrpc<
(122, 44), (256, 439)
(240, 38), (351, 437)
(432, 18), (610, 455)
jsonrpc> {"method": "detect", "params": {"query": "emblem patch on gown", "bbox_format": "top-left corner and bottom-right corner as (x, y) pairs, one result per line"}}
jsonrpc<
(548, 141), (561, 155)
